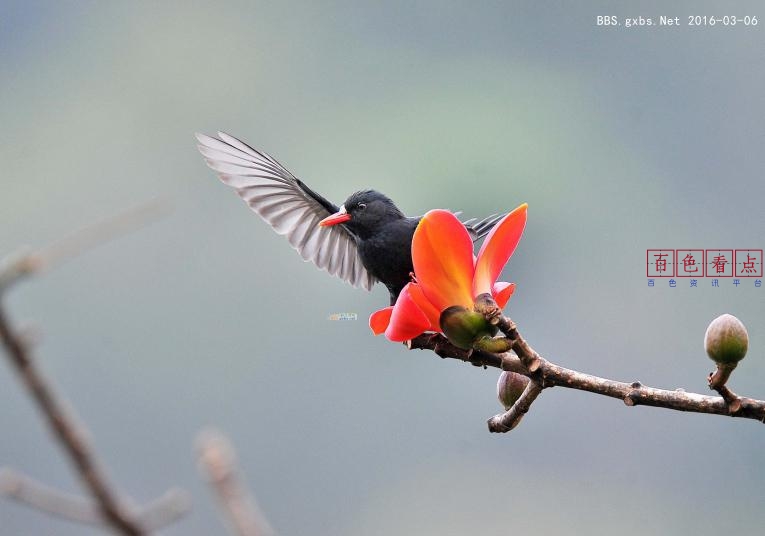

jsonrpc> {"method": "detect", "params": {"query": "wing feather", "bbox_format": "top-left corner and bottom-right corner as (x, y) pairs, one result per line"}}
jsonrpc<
(197, 132), (377, 291)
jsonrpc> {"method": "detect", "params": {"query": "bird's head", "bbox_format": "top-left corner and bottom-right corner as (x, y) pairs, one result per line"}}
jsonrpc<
(319, 190), (404, 238)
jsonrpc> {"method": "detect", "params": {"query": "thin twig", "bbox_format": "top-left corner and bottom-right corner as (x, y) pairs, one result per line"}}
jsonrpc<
(708, 363), (744, 413)
(0, 467), (103, 525)
(0, 200), (182, 533)
(0, 468), (189, 531)
(487, 379), (544, 432)
(196, 430), (275, 536)
(136, 488), (191, 532)
(0, 302), (145, 535)
(0, 198), (171, 294)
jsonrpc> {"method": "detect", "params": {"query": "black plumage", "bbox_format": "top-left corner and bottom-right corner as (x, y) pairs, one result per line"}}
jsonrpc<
(197, 132), (505, 305)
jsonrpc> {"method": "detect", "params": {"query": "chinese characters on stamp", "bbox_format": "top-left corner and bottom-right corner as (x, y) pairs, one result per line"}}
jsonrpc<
(647, 249), (762, 287)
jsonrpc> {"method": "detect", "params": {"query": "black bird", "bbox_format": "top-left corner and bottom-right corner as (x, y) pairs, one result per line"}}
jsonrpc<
(196, 132), (505, 305)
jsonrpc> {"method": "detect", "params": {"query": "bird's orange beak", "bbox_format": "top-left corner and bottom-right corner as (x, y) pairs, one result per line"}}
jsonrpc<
(319, 206), (351, 226)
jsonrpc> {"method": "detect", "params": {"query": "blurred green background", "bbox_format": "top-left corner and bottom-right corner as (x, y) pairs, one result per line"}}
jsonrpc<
(2, 1), (764, 534)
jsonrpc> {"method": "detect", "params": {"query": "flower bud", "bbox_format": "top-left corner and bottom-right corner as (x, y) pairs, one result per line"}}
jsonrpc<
(497, 371), (529, 409)
(439, 305), (497, 350)
(705, 314), (748, 365)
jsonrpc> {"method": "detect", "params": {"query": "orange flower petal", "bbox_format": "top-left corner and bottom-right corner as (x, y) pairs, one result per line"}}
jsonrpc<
(492, 282), (516, 309)
(369, 307), (393, 335)
(385, 285), (433, 342)
(473, 203), (527, 297)
(406, 282), (441, 332)
(412, 210), (475, 311)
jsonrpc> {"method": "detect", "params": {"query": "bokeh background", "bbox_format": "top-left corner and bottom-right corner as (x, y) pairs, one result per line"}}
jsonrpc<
(2, 1), (764, 534)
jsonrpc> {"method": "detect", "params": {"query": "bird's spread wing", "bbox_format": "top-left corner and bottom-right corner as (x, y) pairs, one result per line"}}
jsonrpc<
(461, 213), (507, 242)
(196, 132), (377, 291)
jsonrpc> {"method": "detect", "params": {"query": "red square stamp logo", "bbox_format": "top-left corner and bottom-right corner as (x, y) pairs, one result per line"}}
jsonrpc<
(647, 249), (675, 277)
(675, 249), (703, 277)
(735, 249), (763, 277)
(705, 250), (733, 277)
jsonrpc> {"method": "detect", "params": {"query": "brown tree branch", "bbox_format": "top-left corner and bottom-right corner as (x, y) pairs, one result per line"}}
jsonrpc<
(196, 430), (275, 536)
(408, 321), (765, 433)
(487, 378), (543, 432)
(408, 333), (521, 371)
(0, 299), (146, 534)
(0, 201), (184, 534)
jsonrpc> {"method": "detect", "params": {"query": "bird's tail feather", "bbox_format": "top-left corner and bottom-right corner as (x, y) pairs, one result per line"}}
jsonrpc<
(463, 213), (506, 242)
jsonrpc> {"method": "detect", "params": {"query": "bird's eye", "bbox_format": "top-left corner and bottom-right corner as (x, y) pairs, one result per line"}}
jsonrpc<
(357, 203), (367, 210)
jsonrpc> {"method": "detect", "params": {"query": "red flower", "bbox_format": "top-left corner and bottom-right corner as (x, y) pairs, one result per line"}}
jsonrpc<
(369, 203), (528, 342)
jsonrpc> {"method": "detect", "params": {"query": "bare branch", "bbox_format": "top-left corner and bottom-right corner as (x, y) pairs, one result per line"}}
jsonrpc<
(0, 198), (171, 294)
(408, 323), (765, 431)
(135, 488), (191, 532)
(38, 198), (171, 273)
(196, 430), (275, 536)
(488, 379), (544, 432)
(0, 250), (41, 293)
(0, 302), (146, 534)
(708, 363), (744, 413)
(0, 468), (189, 531)
(408, 333), (523, 372)
(0, 467), (102, 525)
(0, 201), (182, 534)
